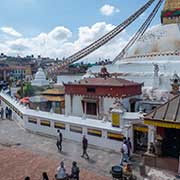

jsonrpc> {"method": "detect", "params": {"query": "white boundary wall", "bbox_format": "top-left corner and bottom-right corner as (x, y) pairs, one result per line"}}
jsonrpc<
(0, 92), (124, 151)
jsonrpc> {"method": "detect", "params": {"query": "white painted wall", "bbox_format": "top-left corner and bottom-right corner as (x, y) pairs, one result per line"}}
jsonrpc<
(65, 94), (141, 120)
(0, 92), (126, 151)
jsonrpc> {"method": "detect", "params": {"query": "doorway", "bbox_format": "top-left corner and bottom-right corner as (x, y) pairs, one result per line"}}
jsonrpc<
(133, 127), (148, 152)
(162, 128), (180, 158)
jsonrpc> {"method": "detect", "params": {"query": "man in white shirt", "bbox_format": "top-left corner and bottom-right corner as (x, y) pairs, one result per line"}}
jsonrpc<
(120, 140), (128, 165)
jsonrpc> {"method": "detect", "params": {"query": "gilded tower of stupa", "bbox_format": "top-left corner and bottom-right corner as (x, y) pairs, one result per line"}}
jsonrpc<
(161, 0), (180, 24)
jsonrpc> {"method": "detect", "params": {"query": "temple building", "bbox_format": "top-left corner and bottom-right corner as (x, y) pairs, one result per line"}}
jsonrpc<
(31, 68), (49, 87)
(144, 94), (180, 171)
(90, 0), (180, 100)
(64, 67), (142, 120)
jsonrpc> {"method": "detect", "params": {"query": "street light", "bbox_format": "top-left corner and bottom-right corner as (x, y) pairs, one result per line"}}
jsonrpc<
(20, 72), (23, 97)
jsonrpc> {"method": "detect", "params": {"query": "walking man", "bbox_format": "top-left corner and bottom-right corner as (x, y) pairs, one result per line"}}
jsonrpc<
(81, 135), (89, 159)
(8, 108), (12, 120)
(127, 137), (132, 159)
(5, 107), (8, 119)
(1, 108), (4, 120)
(120, 140), (128, 165)
(56, 129), (62, 152)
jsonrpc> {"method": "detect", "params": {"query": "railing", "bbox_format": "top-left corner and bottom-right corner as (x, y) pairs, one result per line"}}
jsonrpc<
(0, 92), (124, 150)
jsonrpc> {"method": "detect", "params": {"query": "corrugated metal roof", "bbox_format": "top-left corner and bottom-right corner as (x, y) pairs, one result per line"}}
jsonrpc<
(144, 95), (180, 122)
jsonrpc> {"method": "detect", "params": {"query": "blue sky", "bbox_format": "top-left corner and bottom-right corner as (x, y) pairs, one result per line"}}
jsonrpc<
(0, 0), (164, 60)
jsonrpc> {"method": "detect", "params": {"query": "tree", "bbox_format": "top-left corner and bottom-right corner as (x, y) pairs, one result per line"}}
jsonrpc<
(23, 83), (35, 97)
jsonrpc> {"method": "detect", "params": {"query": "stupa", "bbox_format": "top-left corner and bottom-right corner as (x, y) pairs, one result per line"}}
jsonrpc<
(91, 0), (180, 93)
(31, 68), (50, 87)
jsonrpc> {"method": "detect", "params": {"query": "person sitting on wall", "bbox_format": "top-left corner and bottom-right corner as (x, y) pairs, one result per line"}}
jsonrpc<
(148, 142), (156, 154)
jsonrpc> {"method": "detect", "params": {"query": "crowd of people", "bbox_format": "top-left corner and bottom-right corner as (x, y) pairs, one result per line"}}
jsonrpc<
(0, 106), (12, 120)
(24, 161), (80, 180)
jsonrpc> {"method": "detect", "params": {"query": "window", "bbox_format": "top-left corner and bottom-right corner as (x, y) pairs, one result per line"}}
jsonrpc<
(107, 132), (124, 141)
(40, 120), (51, 127)
(28, 117), (37, 124)
(87, 87), (96, 93)
(70, 125), (82, 133)
(86, 102), (97, 115)
(88, 128), (102, 137)
(54, 122), (65, 129)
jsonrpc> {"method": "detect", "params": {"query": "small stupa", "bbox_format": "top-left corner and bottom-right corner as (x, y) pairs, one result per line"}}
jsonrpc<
(31, 68), (50, 87)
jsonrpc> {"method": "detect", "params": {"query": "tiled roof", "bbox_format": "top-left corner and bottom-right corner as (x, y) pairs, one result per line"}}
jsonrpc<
(42, 89), (64, 95)
(69, 77), (141, 87)
(42, 95), (64, 102)
(144, 95), (180, 122)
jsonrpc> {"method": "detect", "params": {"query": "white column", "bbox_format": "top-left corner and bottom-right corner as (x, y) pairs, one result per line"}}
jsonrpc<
(83, 102), (87, 119)
(148, 125), (156, 143)
(147, 125), (156, 152)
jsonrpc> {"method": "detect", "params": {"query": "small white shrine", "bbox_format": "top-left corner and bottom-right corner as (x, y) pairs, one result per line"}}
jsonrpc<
(31, 68), (49, 87)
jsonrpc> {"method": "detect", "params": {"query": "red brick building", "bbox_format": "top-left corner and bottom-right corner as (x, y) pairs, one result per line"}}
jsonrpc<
(64, 76), (142, 120)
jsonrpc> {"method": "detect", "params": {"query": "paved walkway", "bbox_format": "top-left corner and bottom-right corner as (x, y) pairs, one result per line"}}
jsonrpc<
(0, 119), (177, 180)
(0, 146), (110, 180)
(0, 119), (120, 179)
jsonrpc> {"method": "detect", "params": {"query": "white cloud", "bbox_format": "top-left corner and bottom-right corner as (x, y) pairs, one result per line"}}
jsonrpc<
(100, 4), (119, 16)
(1, 22), (129, 62)
(48, 26), (72, 41)
(1, 27), (22, 37)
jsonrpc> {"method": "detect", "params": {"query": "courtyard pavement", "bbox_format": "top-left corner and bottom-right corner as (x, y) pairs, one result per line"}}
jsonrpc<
(0, 119), (177, 180)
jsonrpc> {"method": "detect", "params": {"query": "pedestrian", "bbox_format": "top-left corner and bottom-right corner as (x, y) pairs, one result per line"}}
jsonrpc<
(8, 108), (12, 120)
(127, 137), (132, 158)
(1, 108), (4, 119)
(120, 140), (128, 165)
(24, 177), (30, 180)
(55, 161), (67, 180)
(56, 129), (62, 152)
(42, 172), (49, 180)
(81, 135), (89, 159)
(5, 107), (8, 119)
(69, 161), (80, 180)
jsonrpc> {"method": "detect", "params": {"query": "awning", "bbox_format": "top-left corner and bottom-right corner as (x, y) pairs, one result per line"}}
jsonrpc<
(133, 124), (148, 132)
(82, 98), (98, 103)
(144, 119), (180, 129)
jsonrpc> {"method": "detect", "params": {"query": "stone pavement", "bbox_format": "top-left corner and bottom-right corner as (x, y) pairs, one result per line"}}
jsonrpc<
(0, 119), (177, 180)
(0, 120), (119, 179)
(0, 145), (109, 180)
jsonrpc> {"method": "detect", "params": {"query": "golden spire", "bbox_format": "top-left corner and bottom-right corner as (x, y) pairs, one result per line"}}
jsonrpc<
(161, 0), (180, 24)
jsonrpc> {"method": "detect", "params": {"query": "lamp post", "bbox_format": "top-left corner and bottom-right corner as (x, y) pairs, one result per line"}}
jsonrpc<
(20, 72), (23, 97)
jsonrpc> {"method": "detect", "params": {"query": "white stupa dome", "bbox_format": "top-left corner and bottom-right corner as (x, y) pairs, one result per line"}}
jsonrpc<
(90, 23), (180, 90)
(126, 23), (180, 58)
(31, 68), (49, 87)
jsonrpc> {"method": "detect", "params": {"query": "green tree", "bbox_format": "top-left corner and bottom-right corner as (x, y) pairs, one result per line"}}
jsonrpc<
(23, 83), (35, 97)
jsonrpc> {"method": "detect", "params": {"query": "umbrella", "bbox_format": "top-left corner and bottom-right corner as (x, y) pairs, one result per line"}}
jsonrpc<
(29, 96), (48, 103)
(20, 97), (30, 103)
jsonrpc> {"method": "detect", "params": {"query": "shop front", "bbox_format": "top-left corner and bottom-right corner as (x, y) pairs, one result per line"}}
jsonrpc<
(144, 95), (180, 171)
(133, 124), (148, 152)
